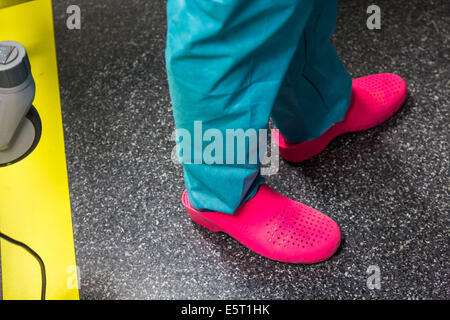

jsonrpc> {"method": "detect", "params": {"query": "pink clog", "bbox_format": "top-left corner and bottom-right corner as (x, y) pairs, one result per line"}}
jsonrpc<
(273, 73), (408, 162)
(182, 184), (341, 264)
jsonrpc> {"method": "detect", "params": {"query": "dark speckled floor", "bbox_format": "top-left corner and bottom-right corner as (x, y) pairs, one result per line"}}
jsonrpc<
(47, 0), (449, 299)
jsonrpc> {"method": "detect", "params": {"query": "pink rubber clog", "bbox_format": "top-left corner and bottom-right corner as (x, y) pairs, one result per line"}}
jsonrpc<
(273, 73), (408, 162)
(182, 184), (341, 264)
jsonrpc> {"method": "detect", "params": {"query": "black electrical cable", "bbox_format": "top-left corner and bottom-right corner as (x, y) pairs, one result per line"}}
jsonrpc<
(0, 231), (46, 300)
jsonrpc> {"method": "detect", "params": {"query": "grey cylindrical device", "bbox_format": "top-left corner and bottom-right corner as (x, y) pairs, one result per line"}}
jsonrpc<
(0, 40), (41, 167)
(0, 40), (36, 149)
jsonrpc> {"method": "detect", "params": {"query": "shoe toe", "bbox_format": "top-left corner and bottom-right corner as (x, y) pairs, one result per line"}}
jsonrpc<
(265, 201), (341, 264)
(354, 73), (407, 115)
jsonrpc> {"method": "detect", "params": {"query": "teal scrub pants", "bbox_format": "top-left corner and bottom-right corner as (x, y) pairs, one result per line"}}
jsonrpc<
(166, 0), (352, 214)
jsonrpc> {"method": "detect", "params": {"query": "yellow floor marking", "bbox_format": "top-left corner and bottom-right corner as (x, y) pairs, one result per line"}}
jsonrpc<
(0, 0), (79, 300)
(0, 0), (34, 9)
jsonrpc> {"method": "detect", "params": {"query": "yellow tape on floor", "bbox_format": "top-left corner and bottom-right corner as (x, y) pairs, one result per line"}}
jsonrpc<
(0, 0), (34, 9)
(0, 0), (79, 300)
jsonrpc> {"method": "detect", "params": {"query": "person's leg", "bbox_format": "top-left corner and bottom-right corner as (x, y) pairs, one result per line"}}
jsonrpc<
(271, 0), (352, 145)
(166, 0), (315, 214)
(271, 0), (407, 162)
(166, 0), (343, 264)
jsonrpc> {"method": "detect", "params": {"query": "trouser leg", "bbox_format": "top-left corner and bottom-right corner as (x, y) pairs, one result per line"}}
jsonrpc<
(271, 0), (352, 144)
(166, 0), (314, 213)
